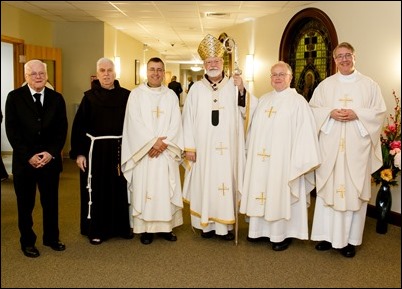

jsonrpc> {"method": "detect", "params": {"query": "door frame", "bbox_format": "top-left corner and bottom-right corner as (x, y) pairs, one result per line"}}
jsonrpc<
(1, 35), (62, 92)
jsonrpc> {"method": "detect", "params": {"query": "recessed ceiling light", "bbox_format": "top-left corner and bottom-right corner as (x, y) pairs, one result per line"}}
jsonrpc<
(203, 12), (230, 18)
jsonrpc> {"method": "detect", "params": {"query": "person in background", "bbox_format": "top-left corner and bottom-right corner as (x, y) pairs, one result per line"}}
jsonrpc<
(1, 109), (9, 181)
(5, 59), (68, 258)
(186, 76), (194, 93)
(181, 34), (251, 241)
(121, 57), (184, 245)
(240, 61), (321, 251)
(69, 57), (133, 245)
(168, 75), (183, 102)
(309, 42), (386, 258)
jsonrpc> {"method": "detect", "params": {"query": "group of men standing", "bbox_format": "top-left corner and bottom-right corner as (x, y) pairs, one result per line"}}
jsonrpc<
(5, 34), (386, 259)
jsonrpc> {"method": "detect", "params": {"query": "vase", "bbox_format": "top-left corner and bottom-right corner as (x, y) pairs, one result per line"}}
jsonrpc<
(375, 182), (392, 234)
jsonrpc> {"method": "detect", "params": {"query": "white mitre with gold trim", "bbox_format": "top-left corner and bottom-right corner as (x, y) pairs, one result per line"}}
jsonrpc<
(197, 34), (225, 60)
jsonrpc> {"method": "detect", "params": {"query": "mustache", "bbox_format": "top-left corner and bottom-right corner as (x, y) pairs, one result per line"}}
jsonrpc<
(206, 68), (221, 76)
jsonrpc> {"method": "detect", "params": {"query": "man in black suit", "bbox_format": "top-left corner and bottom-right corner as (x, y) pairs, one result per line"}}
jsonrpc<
(5, 59), (68, 258)
(168, 75), (183, 102)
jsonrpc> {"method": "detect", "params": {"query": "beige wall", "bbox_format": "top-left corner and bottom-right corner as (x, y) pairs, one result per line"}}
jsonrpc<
(224, 1), (401, 101)
(1, 2), (53, 47)
(1, 1), (401, 213)
(52, 21), (104, 150)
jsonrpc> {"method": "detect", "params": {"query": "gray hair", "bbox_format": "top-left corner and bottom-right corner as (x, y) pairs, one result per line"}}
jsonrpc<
(24, 59), (47, 74)
(271, 61), (293, 75)
(333, 42), (355, 57)
(96, 58), (115, 71)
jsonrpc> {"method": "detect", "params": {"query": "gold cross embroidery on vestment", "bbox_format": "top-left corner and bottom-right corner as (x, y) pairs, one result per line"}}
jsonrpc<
(152, 106), (164, 118)
(256, 192), (266, 205)
(339, 94), (353, 107)
(257, 148), (270, 161)
(336, 185), (346, 198)
(265, 106), (277, 117)
(339, 138), (345, 152)
(215, 142), (228, 155)
(218, 183), (229, 196)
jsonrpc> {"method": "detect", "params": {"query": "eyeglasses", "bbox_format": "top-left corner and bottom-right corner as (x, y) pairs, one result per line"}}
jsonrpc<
(270, 72), (290, 78)
(28, 72), (46, 78)
(148, 68), (164, 73)
(335, 53), (353, 60)
(205, 59), (222, 66)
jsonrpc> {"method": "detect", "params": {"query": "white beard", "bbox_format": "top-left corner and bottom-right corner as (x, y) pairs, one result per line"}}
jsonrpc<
(206, 69), (222, 78)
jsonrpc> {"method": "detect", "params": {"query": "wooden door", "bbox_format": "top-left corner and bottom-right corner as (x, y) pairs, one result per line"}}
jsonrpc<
(25, 44), (62, 93)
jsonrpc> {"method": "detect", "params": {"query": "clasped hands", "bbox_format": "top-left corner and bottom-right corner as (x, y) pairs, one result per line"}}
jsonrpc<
(331, 108), (357, 122)
(29, 151), (53, 168)
(148, 136), (168, 158)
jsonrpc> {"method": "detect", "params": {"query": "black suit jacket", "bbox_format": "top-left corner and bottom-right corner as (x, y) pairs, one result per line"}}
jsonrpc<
(168, 81), (183, 97)
(5, 85), (68, 174)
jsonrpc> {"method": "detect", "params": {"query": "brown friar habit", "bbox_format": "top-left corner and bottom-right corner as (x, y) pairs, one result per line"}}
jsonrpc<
(69, 79), (132, 240)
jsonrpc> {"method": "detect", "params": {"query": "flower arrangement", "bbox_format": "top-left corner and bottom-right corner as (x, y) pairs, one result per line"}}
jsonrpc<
(372, 90), (401, 186)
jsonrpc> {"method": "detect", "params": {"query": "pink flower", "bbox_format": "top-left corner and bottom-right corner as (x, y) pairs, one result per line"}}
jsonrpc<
(390, 140), (401, 150)
(390, 148), (401, 156)
(372, 90), (401, 186)
(387, 123), (397, 133)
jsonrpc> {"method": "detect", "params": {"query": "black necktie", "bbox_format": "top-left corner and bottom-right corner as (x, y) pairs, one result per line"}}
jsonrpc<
(33, 93), (43, 114)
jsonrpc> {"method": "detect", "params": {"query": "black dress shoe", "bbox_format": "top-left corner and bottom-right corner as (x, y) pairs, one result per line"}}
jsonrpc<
(122, 232), (134, 240)
(158, 232), (177, 241)
(201, 230), (215, 239)
(43, 241), (66, 251)
(89, 238), (103, 245)
(272, 238), (292, 251)
(219, 232), (235, 241)
(315, 241), (332, 251)
(340, 244), (356, 258)
(21, 246), (40, 258)
(247, 236), (270, 243)
(140, 233), (154, 245)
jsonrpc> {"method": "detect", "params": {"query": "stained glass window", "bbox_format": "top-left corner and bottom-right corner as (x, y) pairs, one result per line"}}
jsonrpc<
(280, 8), (338, 102)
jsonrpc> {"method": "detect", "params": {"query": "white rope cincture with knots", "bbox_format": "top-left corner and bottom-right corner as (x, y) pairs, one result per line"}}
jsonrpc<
(86, 133), (122, 219)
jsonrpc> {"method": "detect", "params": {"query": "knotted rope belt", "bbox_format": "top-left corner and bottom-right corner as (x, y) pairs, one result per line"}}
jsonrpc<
(86, 133), (122, 219)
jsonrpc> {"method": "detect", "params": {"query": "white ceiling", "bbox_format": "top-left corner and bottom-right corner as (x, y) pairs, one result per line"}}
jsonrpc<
(4, 1), (315, 63)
